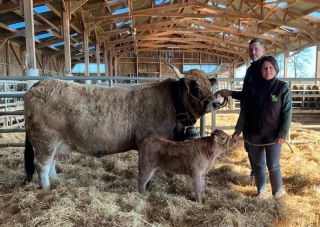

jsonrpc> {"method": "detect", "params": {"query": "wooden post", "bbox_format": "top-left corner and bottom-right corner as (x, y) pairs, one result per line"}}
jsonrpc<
(284, 50), (289, 78)
(5, 41), (10, 76)
(95, 34), (101, 83)
(103, 43), (109, 77)
(316, 42), (320, 84)
(83, 22), (91, 84)
(23, 0), (39, 88)
(109, 51), (113, 77)
(62, 1), (72, 76)
(114, 57), (118, 77)
(24, 0), (36, 70)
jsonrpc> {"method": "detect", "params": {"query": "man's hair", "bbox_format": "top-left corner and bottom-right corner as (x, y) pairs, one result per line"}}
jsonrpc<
(259, 55), (279, 75)
(249, 38), (265, 48)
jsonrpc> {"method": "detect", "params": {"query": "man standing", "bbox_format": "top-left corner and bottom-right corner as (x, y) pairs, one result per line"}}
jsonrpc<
(217, 38), (265, 179)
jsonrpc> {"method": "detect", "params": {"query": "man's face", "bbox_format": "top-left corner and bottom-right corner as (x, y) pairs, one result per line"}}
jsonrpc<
(249, 42), (265, 61)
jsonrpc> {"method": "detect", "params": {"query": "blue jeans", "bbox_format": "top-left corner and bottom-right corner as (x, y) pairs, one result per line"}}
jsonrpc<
(247, 134), (282, 196)
(243, 133), (254, 177)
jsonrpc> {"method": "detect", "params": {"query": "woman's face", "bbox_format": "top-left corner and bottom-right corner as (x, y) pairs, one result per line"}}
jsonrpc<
(261, 61), (276, 80)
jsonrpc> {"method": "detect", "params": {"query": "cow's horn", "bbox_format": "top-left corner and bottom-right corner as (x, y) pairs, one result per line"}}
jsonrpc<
(166, 62), (185, 79)
(206, 58), (223, 78)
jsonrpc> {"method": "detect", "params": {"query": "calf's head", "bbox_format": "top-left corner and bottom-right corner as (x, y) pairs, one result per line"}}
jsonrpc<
(211, 129), (237, 150)
(167, 63), (222, 119)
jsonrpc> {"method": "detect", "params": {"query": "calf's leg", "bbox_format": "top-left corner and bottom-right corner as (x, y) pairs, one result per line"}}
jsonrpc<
(201, 175), (206, 196)
(138, 167), (156, 194)
(191, 174), (203, 203)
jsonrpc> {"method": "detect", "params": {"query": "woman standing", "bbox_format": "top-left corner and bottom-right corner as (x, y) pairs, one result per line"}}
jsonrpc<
(233, 56), (292, 198)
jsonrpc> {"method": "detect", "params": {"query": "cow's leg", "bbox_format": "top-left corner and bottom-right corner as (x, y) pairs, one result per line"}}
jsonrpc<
(31, 128), (59, 189)
(138, 167), (156, 194)
(49, 159), (59, 180)
(191, 174), (202, 203)
(49, 141), (73, 180)
(35, 149), (56, 189)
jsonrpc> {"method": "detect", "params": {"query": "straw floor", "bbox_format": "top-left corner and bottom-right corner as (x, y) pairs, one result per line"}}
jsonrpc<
(0, 113), (319, 227)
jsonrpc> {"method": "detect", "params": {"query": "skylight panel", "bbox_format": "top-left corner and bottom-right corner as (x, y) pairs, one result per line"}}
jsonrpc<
(155, 0), (170, 6)
(74, 41), (83, 47)
(278, 2), (287, 8)
(309, 12), (320, 19)
(218, 4), (226, 8)
(112, 8), (129, 15)
(33, 5), (51, 13)
(233, 24), (245, 30)
(35, 33), (53, 39)
(9, 22), (25, 29)
(281, 25), (296, 31)
(116, 20), (132, 27)
(52, 42), (64, 47)
(190, 24), (205, 29)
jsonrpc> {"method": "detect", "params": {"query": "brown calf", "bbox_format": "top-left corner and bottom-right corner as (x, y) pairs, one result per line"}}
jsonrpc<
(137, 129), (236, 203)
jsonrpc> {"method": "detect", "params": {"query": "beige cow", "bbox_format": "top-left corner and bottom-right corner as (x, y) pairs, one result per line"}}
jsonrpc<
(137, 129), (236, 203)
(24, 65), (222, 189)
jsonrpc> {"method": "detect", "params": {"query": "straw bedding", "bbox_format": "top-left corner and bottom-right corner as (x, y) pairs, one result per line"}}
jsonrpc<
(0, 113), (319, 226)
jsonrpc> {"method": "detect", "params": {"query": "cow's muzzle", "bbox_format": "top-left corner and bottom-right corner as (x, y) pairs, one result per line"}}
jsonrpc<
(213, 92), (228, 109)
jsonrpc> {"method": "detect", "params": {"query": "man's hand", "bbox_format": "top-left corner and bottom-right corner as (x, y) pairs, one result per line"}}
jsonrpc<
(276, 138), (286, 144)
(217, 89), (232, 98)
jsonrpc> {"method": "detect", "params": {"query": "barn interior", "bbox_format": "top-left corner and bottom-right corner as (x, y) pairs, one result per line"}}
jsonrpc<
(0, 0), (319, 78)
(0, 1), (320, 226)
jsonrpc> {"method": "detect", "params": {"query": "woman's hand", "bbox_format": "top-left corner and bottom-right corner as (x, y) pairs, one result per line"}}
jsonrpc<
(276, 138), (286, 144)
(232, 133), (239, 141)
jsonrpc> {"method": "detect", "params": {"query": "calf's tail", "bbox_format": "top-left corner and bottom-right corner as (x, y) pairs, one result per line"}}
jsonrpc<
(24, 133), (35, 182)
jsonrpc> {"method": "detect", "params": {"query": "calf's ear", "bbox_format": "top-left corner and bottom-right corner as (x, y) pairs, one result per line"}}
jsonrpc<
(214, 134), (218, 143)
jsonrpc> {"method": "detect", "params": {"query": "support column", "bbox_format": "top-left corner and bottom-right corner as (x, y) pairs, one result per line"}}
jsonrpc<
(24, 0), (38, 77)
(109, 51), (113, 77)
(284, 50), (290, 78)
(316, 42), (320, 83)
(114, 57), (118, 77)
(95, 37), (101, 83)
(103, 43), (109, 77)
(108, 51), (114, 87)
(83, 24), (91, 84)
(62, 1), (72, 76)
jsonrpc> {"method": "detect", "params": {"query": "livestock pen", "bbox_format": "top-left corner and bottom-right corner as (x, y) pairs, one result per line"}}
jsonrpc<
(0, 76), (320, 226)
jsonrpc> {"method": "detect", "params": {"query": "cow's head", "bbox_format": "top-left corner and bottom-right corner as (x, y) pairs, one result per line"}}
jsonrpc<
(166, 61), (222, 122)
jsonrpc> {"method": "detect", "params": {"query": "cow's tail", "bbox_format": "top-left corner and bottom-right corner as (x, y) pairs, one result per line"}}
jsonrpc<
(24, 133), (35, 183)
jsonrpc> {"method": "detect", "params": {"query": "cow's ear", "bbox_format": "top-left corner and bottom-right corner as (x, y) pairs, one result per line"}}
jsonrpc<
(179, 78), (188, 90)
(209, 78), (218, 86)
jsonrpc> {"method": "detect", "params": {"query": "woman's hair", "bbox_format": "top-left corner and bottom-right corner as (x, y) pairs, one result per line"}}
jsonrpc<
(259, 55), (279, 75)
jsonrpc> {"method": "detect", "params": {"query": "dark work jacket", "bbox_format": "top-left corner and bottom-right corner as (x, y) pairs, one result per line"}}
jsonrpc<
(235, 76), (292, 139)
(232, 59), (262, 103)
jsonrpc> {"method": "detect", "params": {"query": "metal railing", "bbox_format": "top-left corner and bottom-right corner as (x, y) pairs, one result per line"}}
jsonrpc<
(1, 76), (320, 147)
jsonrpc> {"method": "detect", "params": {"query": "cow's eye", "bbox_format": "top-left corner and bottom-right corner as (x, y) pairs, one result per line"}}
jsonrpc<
(190, 81), (201, 98)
